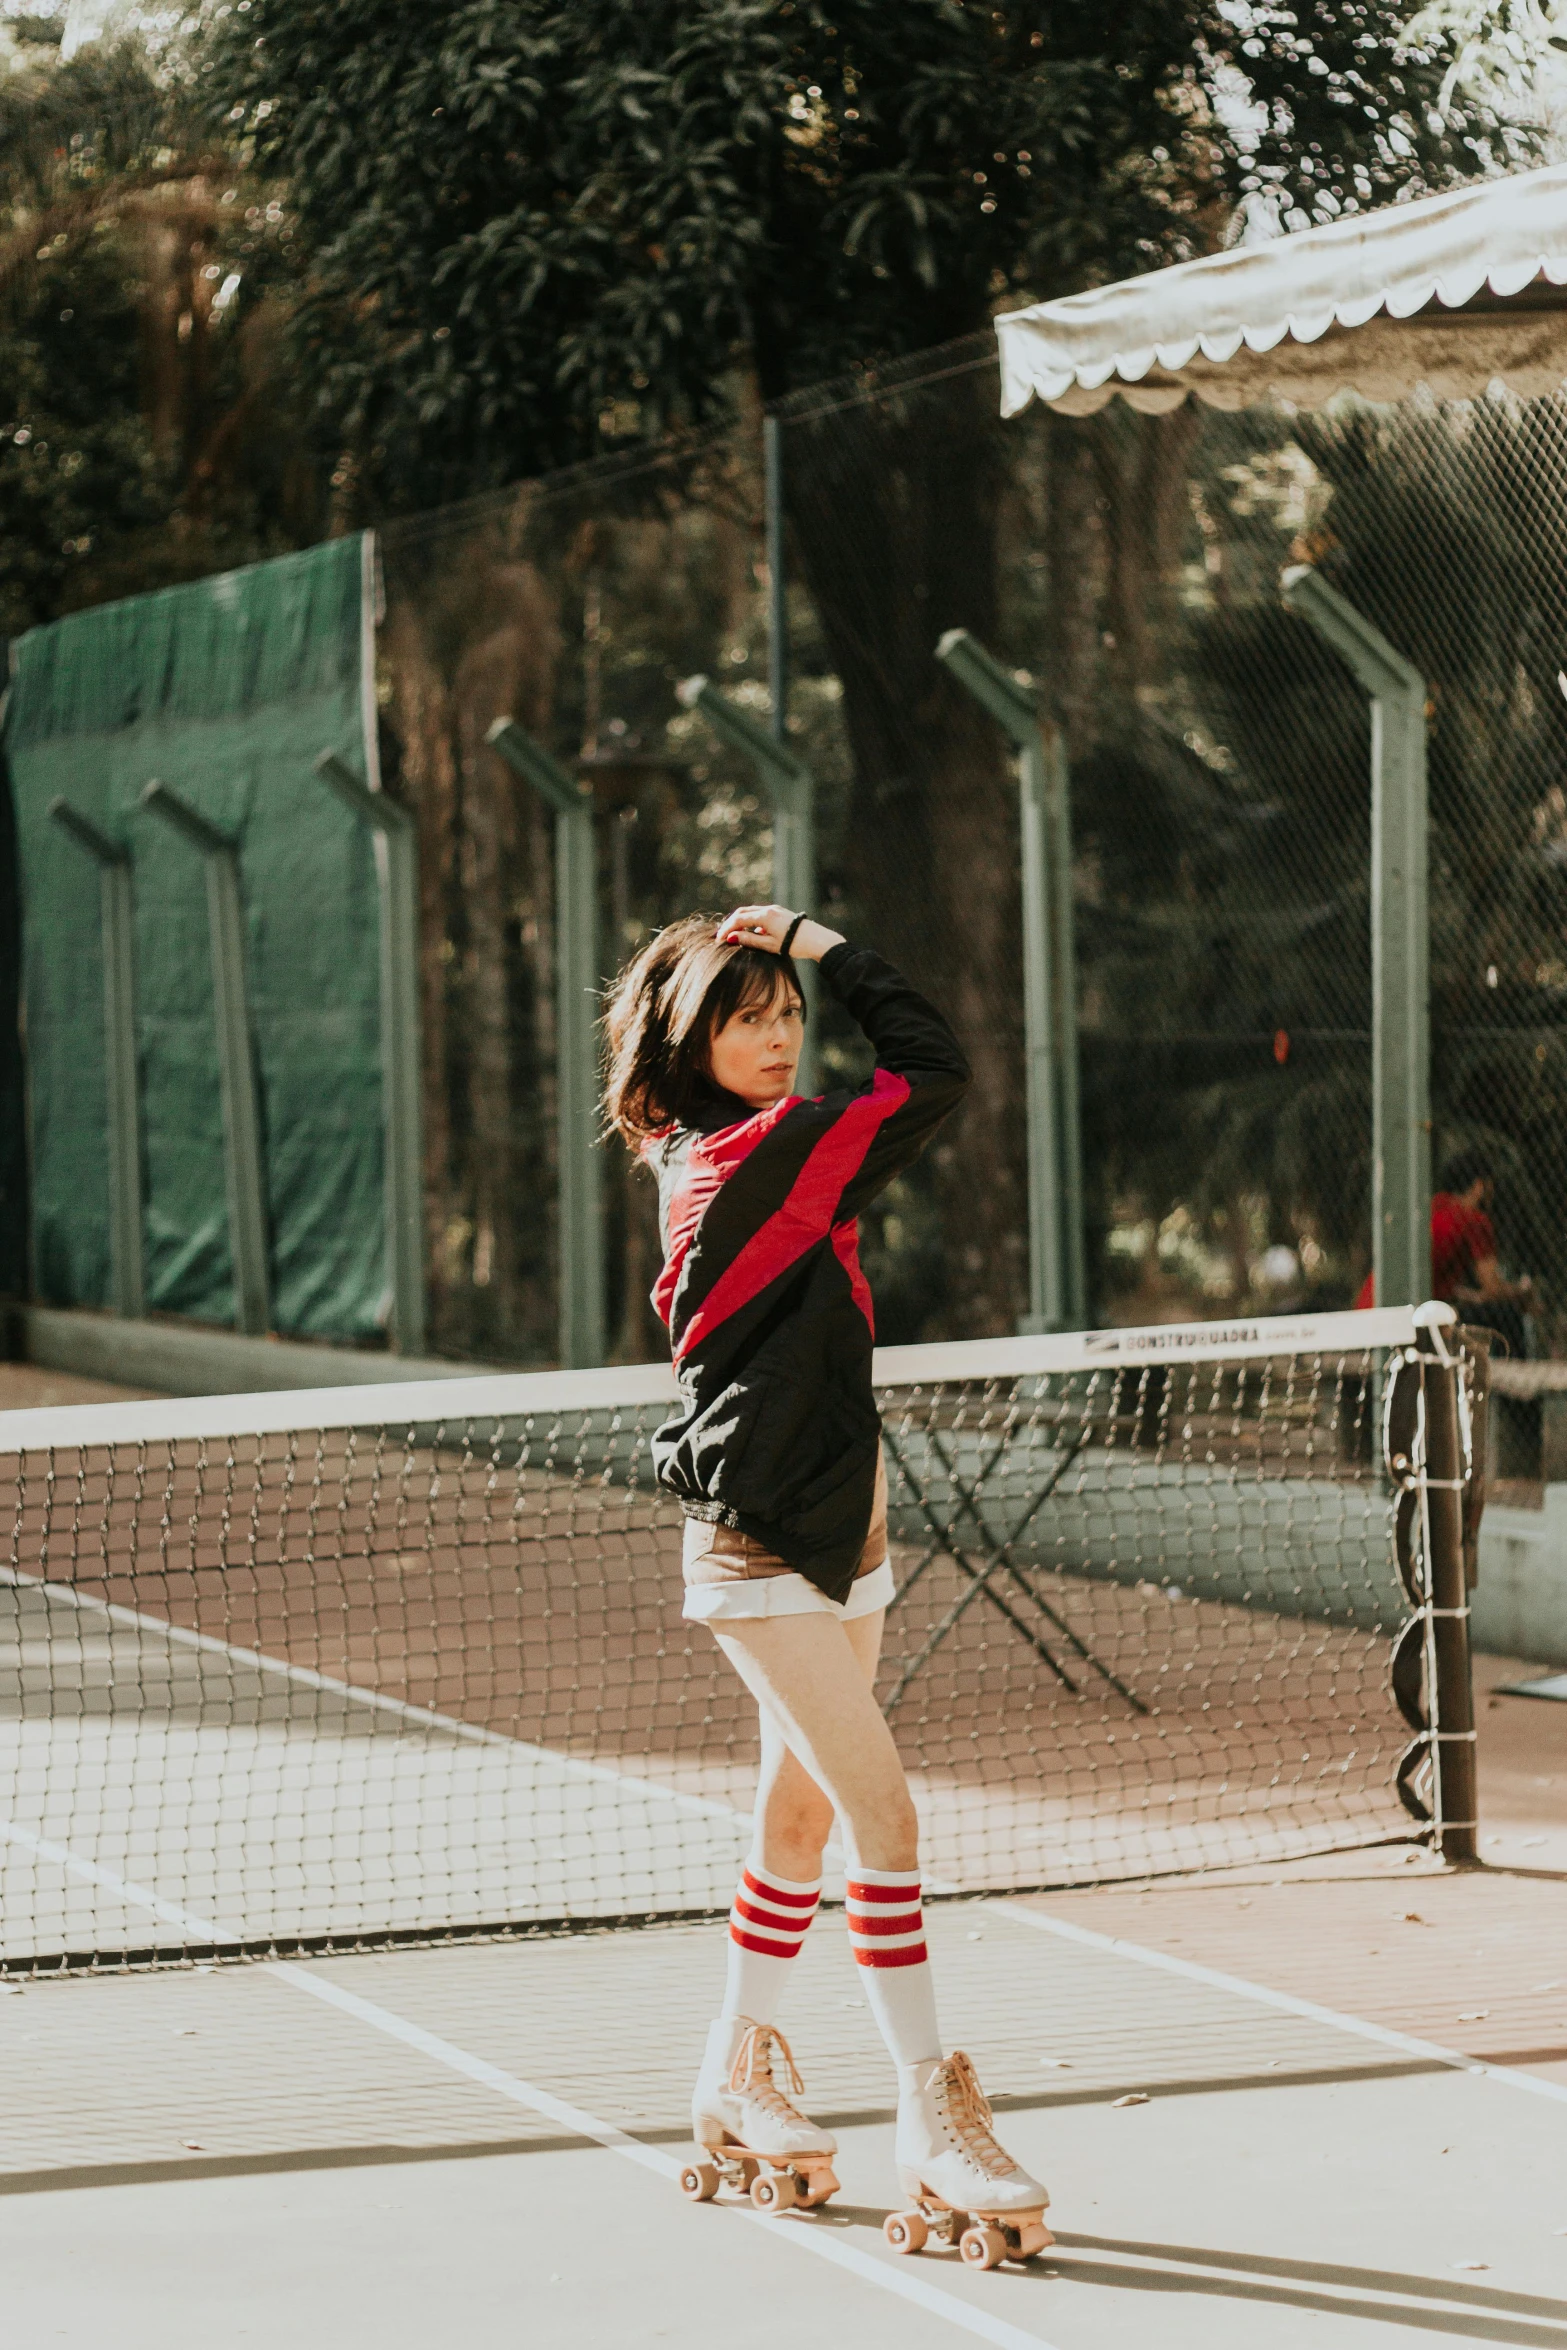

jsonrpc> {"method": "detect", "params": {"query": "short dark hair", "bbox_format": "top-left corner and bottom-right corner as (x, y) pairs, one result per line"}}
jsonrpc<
(1438, 1145), (1493, 1196)
(601, 914), (804, 1147)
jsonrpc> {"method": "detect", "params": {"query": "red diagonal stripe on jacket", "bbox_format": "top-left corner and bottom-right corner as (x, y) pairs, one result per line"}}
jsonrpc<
(830, 1218), (875, 1334)
(648, 1101), (797, 1331)
(672, 1070), (911, 1362)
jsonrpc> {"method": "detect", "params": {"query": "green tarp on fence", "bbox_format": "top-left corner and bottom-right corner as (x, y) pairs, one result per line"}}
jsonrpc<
(4, 535), (387, 1339)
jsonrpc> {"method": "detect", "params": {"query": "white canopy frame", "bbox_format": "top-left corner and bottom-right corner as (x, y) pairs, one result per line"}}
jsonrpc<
(996, 163), (1567, 418)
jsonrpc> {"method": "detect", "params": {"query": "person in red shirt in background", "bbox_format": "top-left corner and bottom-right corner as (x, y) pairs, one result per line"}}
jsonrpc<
(1356, 1146), (1534, 1354)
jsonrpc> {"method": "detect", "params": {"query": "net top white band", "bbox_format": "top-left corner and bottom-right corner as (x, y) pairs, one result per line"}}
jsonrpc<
(0, 1306), (1417, 1455)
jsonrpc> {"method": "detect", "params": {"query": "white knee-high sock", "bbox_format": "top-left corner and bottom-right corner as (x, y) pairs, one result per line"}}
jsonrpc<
(846, 1867), (941, 2068)
(719, 1861), (822, 2025)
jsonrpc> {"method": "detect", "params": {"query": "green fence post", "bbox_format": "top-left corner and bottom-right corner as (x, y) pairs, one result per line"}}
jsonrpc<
(139, 780), (271, 1336)
(47, 799), (144, 1320)
(1282, 568), (1430, 1311)
(935, 629), (1085, 1333)
(486, 718), (605, 1369)
(315, 752), (427, 1356)
(675, 674), (818, 1094)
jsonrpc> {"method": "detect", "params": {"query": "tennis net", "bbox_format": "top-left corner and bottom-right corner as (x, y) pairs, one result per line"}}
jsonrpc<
(0, 1304), (1454, 1971)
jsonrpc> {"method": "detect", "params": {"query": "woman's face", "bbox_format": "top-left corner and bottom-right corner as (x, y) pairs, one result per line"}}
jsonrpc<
(707, 979), (804, 1108)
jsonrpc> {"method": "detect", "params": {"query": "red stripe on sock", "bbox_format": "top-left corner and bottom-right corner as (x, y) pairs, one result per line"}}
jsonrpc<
(852, 1942), (930, 1968)
(847, 1909), (923, 1936)
(730, 1926), (805, 1959)
(734, 1896), (813, 1935)
(846, 1879), (922, 1904)
(741, 1871), (820, 1910)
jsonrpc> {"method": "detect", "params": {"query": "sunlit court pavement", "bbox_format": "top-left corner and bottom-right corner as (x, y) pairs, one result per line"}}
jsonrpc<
(3, 1862), (1566, 2347)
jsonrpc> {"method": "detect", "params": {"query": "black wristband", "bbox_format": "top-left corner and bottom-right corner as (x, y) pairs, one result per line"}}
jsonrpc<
(779, 913), (806, 959)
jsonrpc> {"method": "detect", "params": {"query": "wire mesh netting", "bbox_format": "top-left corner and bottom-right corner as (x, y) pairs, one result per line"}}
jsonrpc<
(377, 345), (1567, 1392)
(0, 1324), (1426, 1973)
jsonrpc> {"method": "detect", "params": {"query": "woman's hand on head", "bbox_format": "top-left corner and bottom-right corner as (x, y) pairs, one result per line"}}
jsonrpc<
(715, 905), (845, 964)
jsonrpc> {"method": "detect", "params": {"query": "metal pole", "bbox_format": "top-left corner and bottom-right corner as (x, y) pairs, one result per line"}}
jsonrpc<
(1282, 568), (1430, 1311)
(1046, 720), (1088, 1324)
(315, 751), (427, 1355)
(764, 414), (790, 753)
(1413, 1300), (1479, 1863)
(675, 674), (818, 1092)
(1016, 730), (1066, 1331)
(139, 781), (271, 1336)
(485, 718), (605, 1369)
(934, 628), (1085, 1332)
(47, 799), (144, 1319)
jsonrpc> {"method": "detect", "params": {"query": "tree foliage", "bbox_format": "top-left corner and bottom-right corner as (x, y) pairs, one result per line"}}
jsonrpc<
(0, 20), (325, 634)
(198, 0), (1509, 508)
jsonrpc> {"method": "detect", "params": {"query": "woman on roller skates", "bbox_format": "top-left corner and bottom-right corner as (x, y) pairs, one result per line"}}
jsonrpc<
(603, 902), (1050, 2262)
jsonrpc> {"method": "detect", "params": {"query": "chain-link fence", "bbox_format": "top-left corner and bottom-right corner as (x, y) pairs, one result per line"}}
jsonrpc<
(378, 340), (1567, 1369)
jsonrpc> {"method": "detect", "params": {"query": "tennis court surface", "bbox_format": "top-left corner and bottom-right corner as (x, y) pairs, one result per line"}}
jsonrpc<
(2, 1309), (1565, 2344)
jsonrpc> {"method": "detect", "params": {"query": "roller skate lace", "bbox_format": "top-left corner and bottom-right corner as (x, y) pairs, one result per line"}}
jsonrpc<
(728, 2023), (813, 2130)
(935, 2052), (1015, 2180)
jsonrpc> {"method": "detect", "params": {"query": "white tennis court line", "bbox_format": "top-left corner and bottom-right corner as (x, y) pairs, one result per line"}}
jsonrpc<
(0, 1560), (747, 1828)
(0, 1820), (240, 1944)
(276, 1963), (1062, 2350)
(991, 1902), (1567, 2110)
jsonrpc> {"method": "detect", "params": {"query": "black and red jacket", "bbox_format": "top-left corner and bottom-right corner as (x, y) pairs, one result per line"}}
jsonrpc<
(645, 941), (969, 1605)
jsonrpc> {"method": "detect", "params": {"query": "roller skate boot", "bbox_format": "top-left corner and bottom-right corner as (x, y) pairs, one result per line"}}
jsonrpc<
(884, 2050), (1053, 2268)
(679, 2019), (840, 2212)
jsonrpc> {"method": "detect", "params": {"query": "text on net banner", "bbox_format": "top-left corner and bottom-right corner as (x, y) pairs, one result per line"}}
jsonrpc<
(4, 535), (385, 1339)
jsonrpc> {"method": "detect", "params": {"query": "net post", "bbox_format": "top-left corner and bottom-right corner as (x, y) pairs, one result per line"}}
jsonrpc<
(485, 719), (605, 1369)
(1281, 569), (1431, 1314)
(933, 629), (1084, 1331)
(46, 799), (144, 1320)
(138, 780), (271, 1336)
(314, 752), (427, 1356)
(1413, 1300), (1479, 1864)
(673, 672), (818, 1091)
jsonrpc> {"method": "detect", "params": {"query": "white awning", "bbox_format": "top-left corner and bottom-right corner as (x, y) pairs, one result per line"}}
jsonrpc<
(996, 164), (1567, 417)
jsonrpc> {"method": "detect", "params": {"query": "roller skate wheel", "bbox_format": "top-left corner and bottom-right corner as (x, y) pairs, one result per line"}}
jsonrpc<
(960, 2223), (1008, 2270)
(884, 2210), (929, 2255)
(680, 2160), (720, 2203)
(750, 2168), (799, 2213)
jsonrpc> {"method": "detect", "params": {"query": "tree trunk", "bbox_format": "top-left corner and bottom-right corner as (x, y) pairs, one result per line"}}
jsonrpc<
(783, 369), (1026, 1336)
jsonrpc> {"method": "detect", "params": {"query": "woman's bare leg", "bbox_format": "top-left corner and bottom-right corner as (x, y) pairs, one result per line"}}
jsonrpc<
(749, 1609), (885, 1880)
(715, 1609), (916, 1874)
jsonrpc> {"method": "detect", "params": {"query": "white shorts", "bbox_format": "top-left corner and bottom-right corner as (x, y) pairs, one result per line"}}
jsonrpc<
(680, 1446), (894, 1623)
(682, 1552), (896, 1623)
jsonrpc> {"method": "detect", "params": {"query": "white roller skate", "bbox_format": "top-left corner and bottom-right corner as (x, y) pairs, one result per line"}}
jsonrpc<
(884, 2050), (1053, 2269)
(679, 2019), (840, 2213)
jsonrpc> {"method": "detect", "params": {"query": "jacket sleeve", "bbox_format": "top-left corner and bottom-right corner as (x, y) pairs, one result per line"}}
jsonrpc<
(812, 942), (969, 1217)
